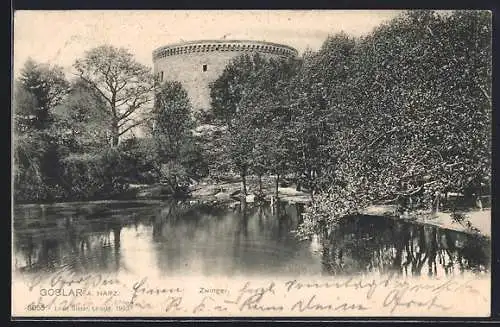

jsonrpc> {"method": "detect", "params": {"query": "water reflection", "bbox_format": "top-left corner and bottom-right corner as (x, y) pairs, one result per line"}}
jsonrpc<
(319, 215), (490, 277)
(13, 201), (490, 278)
(13, 200), (321, 277)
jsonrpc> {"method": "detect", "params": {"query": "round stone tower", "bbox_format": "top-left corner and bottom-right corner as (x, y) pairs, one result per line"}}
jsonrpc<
(152, 40), (298, 112)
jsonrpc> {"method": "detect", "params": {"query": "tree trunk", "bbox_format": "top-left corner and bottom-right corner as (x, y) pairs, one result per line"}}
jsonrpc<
(258, 174), (263, 194)
(435, 192), (440, 213)
(477, 197), (483, 211)
(111, 120), (120, 146)
(275, 173), (280, 199)
(476, 187), (483, 211)
(113, 224), (121, 268)
(241, 170), (247, 196)
(320, 220), (331, 274)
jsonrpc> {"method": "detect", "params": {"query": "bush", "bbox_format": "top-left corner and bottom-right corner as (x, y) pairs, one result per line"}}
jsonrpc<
(58, 149), (129, 200)
(118, 137), (162, 184)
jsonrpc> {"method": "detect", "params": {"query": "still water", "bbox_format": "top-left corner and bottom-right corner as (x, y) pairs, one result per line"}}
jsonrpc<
(12, 200), (490, 278)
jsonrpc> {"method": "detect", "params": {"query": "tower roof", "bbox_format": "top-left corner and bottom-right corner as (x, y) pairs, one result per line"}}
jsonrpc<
(152, 39), (298, 60)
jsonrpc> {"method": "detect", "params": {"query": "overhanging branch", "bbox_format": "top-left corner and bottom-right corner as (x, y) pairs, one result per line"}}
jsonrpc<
(118, 120), (145, 136)
(73, 72), (113, 107)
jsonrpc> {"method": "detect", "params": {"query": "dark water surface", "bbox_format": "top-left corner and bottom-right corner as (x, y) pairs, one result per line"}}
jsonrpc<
(12, 200), (490, 278)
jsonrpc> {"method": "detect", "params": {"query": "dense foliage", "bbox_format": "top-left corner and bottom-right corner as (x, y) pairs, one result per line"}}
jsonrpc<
(13, 47), (196, 202)
(297, 10), (491, 237)
(207, 10), (491, 236)
(208, 54), (299, 195)
(14, 59), (70, 201)
(153, 81), (208, 195)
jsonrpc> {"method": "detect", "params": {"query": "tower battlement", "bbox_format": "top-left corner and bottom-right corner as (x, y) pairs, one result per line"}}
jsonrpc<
(152, 39), (298, 111)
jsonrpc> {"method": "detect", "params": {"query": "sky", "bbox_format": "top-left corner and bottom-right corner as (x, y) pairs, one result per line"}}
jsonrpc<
(13, 10), (402, 77)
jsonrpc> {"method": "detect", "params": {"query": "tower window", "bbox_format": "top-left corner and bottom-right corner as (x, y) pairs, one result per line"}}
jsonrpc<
(202, 64), (207, 72)
(160, 71), (164, 81)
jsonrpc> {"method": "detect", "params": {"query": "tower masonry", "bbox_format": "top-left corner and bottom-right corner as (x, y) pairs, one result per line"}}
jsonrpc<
(152, 39), (298, 112)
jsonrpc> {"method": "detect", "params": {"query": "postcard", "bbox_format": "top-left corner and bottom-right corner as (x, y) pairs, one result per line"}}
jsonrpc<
(12, 9), (492, 318)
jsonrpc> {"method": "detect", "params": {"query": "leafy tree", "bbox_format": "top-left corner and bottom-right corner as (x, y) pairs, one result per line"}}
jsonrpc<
(153, 81), (206, 194)
(288, 34), (356, 195)
(73, 45), (154, 146)
(226, 107), (255, 195)
(13, 53), (152, 202)
(209, 53), (269, 124)
(194, 124), (232, 182)
(154, 81), (194, 159)
(208, 54), (268, 194)
(297, 10), (492, 239)
(209, 53), (300, 196)
(13, 59), (70, 202)
(336, 10), (492, 210)
(13, 130), (50, 201)
(13, 82), (38, 133)
(245, 57), (299, 197)
(16, 58), (70, 130)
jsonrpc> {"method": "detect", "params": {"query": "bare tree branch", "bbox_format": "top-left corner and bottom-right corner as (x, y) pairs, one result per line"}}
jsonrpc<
(72, 72), (113, 107)
(118, 120), (145, 136)
(72, 45), (154, 145)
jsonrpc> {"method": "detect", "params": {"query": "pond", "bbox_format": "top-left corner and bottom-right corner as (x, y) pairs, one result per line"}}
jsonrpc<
(12, 200), (490, 279)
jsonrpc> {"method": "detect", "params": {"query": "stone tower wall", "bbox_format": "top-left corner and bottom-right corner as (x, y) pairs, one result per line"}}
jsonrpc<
(152, 40), (298, 111)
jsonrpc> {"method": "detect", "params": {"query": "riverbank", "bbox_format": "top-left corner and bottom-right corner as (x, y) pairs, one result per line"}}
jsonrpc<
(189, 179), (311, 204)
(190, 180), (492, 238)
(188, 180), (490, 238)
(16, 178), (490, 239)
(188, 179), (490, 238)
(362, 205), (491, 238)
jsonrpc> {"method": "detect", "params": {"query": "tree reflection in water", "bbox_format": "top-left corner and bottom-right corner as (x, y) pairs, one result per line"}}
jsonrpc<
(15, 228), (122, 274)
(13, 201), (489, 277)
(320, 215), (490, 277)
(12, 202), (147, 274)
(149, 199), (306, 276)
